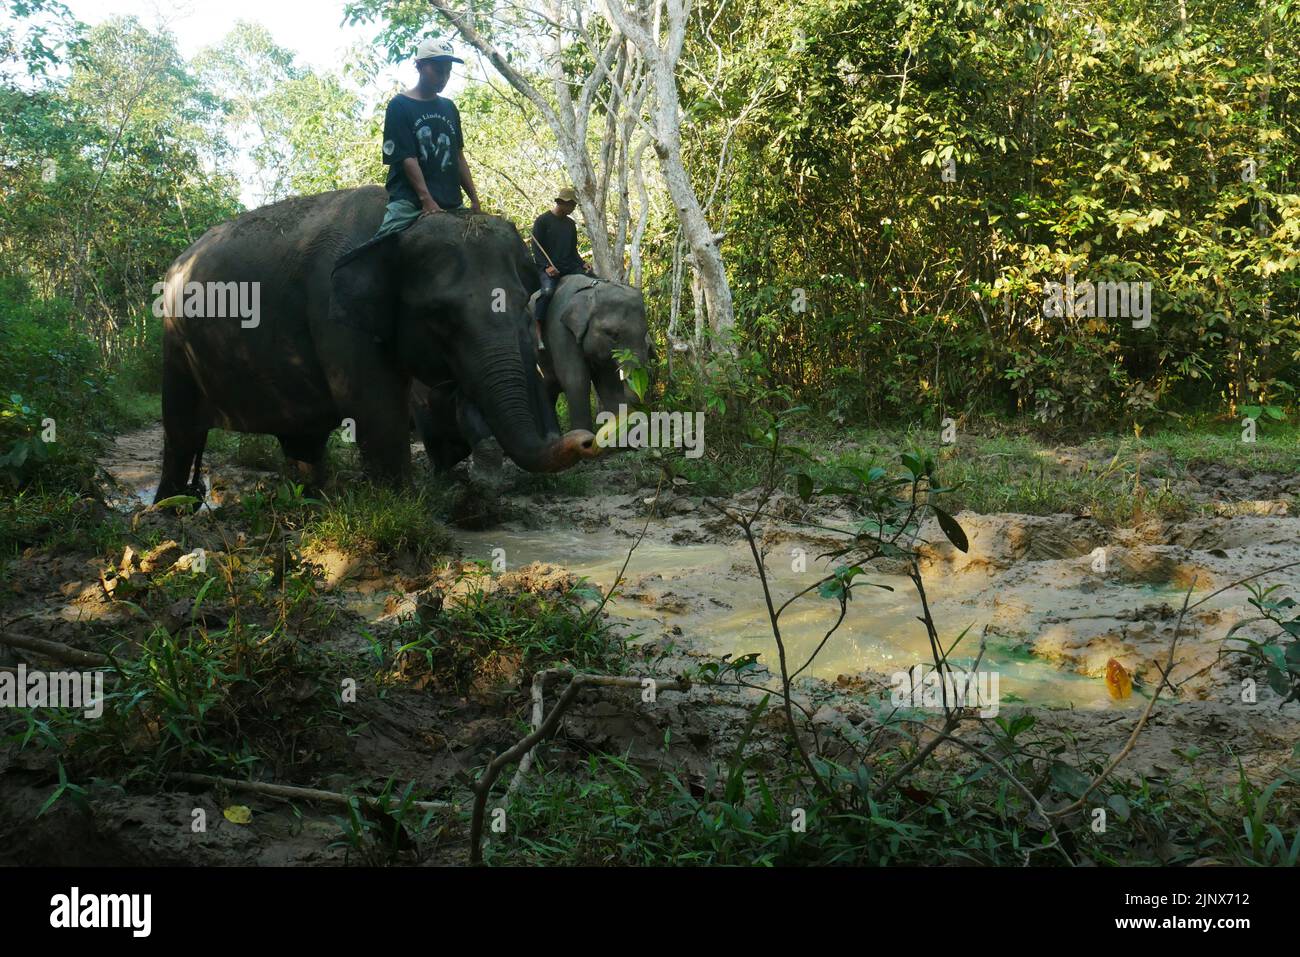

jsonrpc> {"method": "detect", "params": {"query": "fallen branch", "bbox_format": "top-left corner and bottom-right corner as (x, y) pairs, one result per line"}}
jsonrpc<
(168, 772), (457, 814)
(470, 671), (690, 865)
(0, 631), (111, 667)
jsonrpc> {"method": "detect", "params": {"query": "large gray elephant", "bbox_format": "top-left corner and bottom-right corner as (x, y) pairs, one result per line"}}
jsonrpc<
(154, 185), (598, 502)
(410, 275), (652, 470)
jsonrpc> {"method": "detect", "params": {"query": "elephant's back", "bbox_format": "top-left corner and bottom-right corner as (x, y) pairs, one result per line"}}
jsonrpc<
(159, 186), (387, 432)
(172, 186), (386, 286)
(551, 276), (644, 320)
(164, 186), (387, 332)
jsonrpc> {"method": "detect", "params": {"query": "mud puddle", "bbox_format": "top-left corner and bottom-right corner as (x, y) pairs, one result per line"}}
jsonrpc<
(97, 427), (1300, 713)
(451, 523), (1256, 710)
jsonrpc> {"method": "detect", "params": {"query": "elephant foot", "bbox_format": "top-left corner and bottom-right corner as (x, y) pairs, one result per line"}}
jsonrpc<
(187, 472), (208, 496)
(470, 438), (504, 475)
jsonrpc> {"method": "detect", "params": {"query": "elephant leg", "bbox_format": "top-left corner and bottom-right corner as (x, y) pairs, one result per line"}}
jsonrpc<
(156, 359), (207, 504)
(419, 409), (472, 472)
(562, 373), (595, 434)
(277, 432), (331, 493)
(354, 394), (413, 485)
(187, 430), (209, 498)
(411, 393), (439, 468)
(544, 316), (595, 433)
(411, 385), (471, 472)
(431, 437), (472, 472)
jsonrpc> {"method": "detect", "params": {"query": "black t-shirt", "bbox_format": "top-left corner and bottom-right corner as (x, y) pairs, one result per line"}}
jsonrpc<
(382, 93), (464, 209)
(531, 211), (583, 274)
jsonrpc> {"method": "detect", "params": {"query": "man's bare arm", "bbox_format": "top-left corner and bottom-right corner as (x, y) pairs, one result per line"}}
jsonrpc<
(403, 157), (440, 214)
(457, 150), (481, 213)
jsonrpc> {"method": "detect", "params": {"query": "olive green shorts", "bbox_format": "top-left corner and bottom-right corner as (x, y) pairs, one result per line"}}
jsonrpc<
(371, 199), (422, 240)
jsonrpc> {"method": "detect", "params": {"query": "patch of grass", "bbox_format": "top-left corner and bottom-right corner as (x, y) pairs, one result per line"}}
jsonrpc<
(385, 570), (620, 693)
(107, 389), (161, 431)
(790, 426), (1221, 524)
(487, 710), (1300, 867)
(325, 431), (362, 471)
(1139, 417), (1300, 474)
(7, 535), (347, 785)
(0, 490), (127, 562)
(304, 484), (452, 564)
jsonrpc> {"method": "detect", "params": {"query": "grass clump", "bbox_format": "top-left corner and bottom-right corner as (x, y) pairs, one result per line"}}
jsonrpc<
(304, 484), (452, 564)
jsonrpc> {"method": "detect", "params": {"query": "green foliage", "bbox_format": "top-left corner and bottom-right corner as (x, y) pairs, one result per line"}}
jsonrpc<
(489, 725), (1298, 866)
(385, 568), (622, 693)
(302, 484), (452, 563)
(1229, 584), (1300, 706)
(194, 22), (382, 203)
(0, 275), (114, 492)
(328, 778), (430, 866)
(698, 0), (1300, 425)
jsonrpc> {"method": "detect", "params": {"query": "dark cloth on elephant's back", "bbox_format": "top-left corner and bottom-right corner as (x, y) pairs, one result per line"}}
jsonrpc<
(531, 211), (584, 275)
(382, 93), (464, 210)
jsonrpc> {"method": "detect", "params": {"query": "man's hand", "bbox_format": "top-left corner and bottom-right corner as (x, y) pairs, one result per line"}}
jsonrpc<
(420, 196), (443, 217)
(469, 197), (482, 214)
(545, 265), (559, 278)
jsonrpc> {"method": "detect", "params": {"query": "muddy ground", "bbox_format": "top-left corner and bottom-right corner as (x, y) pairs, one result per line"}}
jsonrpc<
(1, 427), (1298, 864)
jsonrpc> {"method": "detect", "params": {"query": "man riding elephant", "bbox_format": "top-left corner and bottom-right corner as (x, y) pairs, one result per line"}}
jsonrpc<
(371, 37), (480, 242)
(530, 186), (594, 331)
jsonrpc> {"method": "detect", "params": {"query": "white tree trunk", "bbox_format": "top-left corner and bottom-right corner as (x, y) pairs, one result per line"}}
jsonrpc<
(429, 1), (621, 276)
(600, 0), (735, 342)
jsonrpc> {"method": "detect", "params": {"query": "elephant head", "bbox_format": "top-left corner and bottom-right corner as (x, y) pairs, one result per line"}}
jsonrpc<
(584, 282), (654, 414)
(338, 213), (597, 472)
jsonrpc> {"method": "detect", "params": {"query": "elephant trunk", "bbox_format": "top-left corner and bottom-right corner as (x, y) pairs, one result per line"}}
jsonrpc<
(466, 342), (597, 473)
(595, 372), (640, 418)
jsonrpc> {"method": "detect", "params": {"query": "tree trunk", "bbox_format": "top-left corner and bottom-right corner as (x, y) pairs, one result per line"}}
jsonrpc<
(602, 0), (735, 345)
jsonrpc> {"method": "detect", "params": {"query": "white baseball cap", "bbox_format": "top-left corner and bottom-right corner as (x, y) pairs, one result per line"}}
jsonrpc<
(416, 38), (464, 64)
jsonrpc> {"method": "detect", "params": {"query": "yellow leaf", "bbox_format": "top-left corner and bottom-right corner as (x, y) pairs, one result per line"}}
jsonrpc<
(223, 805), (253, 825)
(1105, 658), (1133, 700)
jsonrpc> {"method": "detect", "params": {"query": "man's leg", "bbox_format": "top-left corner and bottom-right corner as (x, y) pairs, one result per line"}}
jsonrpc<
(332, 199), (421, 273)
(372, 199), (422, 241)
(535, 270), (557, 329)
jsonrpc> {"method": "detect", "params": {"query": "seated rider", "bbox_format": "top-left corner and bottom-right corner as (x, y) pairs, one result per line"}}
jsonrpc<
(375, 37), (481, 241)
(530, 186), (595, 331)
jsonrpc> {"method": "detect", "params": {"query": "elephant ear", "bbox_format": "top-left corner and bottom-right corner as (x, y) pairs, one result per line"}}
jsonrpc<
(328, 234), (398, 342)
(559, 279), (597, 345)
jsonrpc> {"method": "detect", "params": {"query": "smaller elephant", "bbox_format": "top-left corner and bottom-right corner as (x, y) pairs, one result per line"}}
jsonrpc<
(535, 275), (653, 433)
(412, 276), (652, 470)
